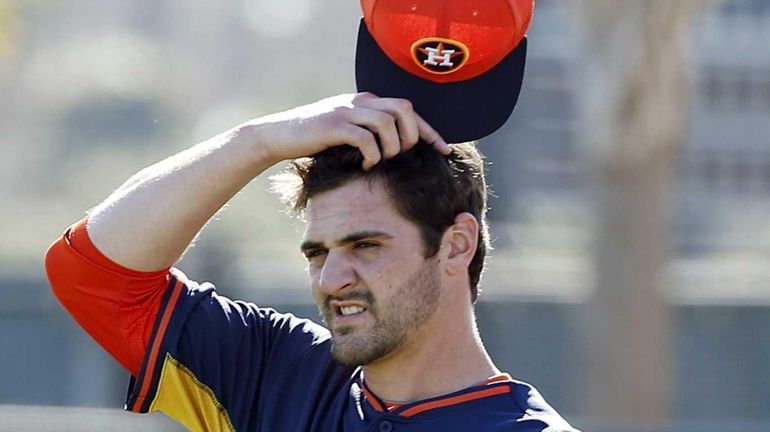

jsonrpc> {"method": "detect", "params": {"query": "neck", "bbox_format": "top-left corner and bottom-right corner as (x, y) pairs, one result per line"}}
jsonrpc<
(361, 301), (499, 403)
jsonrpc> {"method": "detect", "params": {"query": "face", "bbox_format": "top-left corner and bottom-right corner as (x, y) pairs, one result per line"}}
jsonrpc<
(302, 179), (441, 367)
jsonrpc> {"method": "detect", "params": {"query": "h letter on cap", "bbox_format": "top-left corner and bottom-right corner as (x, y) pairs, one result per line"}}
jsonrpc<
(424, 46), (457, 67)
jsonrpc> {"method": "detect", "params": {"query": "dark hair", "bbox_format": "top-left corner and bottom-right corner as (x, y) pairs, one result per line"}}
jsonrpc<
(272, 142), (490, 303)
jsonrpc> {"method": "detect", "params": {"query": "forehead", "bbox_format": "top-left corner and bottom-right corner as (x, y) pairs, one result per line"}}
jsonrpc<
(303, 179), (414, 240)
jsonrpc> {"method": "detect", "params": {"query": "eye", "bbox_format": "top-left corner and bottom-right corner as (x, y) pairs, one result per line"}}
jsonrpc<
(303, 249), (327, 261)
(353, 241), (379, 250)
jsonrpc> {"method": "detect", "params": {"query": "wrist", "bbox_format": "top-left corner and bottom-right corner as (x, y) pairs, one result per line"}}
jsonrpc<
(229, 122), (283, 173)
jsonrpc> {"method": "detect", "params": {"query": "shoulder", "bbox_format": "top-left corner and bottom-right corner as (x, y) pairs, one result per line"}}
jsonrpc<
(168, 268), (332, 362)
(500, 380), (581, 432)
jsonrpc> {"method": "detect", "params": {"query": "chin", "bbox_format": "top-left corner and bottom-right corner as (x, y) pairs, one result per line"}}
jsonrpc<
(329, 337), (368, 367)
(329, 332), (403, 367)
(330, 345), (369, 367)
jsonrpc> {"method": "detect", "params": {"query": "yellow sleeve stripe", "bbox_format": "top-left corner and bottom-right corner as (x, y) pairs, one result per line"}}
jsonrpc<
(150, 353), (236, 432)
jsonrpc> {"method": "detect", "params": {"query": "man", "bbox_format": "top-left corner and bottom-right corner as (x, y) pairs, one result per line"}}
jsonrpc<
(46, 93), (579, 431)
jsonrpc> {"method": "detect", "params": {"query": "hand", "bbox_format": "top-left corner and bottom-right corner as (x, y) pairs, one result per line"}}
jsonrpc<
(244, 92), (451, 170)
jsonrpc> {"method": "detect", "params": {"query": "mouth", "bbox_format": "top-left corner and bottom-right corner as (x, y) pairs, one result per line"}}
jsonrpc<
(328, 300), (370, 327)
(338, 304), (367, 317)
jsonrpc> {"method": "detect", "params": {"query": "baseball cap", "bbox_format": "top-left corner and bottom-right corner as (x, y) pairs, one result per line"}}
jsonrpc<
(355, 0), (534, 143)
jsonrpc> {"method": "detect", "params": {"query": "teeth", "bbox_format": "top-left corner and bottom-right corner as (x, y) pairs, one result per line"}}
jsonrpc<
(340, 306), (365, 316)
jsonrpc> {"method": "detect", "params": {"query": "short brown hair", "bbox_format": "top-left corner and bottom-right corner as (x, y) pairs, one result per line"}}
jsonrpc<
(272, 142), (490, 302)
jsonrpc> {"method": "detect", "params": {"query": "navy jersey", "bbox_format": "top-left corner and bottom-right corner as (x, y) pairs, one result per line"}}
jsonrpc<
(125, 271), (580, 432)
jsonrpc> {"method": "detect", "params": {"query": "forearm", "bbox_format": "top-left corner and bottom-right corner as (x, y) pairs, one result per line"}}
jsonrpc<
(87, 124), (274, 271)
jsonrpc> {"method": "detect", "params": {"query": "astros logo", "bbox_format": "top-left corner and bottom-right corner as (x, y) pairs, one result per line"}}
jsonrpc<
(411, 37), (469, 75)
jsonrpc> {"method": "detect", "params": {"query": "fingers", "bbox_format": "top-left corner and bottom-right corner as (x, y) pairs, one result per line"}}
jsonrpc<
(353, 93), (449, 156)
(357, 96), (420, 152)
(331, 124), (381, 171)
(344, 107), (402, 160)
(255, 93), (450, 168)
(317, 93), (450, 170)
(414, 112), (452, 156)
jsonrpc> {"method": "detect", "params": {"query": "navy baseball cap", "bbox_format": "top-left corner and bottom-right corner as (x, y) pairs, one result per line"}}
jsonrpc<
(355, 0), (534, 143)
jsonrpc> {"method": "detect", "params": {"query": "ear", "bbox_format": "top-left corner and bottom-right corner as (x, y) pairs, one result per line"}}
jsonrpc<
(440, 212), (479, 276)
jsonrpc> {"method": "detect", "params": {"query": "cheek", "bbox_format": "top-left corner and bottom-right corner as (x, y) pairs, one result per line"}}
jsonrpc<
(308, 269), (322, 299)
(355, 256), (409, 289)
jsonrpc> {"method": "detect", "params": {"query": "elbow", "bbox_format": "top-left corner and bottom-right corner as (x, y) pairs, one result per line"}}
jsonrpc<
(45, 235), (72, 307)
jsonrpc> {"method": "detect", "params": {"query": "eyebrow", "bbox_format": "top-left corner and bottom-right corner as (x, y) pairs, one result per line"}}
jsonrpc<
(300, 231), (393, 253)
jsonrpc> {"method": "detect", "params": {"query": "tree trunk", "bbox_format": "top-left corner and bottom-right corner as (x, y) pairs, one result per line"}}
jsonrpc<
(573, 0), (705, 424)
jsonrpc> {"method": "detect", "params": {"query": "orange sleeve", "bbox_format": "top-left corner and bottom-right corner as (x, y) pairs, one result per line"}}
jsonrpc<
(45, 217), (172, 375)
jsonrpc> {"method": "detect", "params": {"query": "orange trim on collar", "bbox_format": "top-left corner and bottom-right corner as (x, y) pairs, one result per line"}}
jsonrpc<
(384, 402), (403, 412)
(362, 384), (386, 412)
(360, 373), (514, 417)
(482, 373), (513, 385)
(399, 385), (511, 418)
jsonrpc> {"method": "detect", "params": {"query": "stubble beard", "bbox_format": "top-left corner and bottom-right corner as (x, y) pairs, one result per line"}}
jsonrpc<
(324, 258), (441, 367)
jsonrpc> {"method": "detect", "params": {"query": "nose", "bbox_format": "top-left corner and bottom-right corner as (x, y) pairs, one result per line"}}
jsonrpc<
(316, 248), (357, 297)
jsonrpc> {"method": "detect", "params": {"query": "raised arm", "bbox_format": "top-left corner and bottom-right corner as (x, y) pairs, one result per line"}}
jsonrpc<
(45, 93), (448, 376)
(86, 93), (449, 271)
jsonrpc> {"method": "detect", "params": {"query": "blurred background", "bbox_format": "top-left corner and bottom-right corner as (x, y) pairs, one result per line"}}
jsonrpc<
(1, 0), (769, 430)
